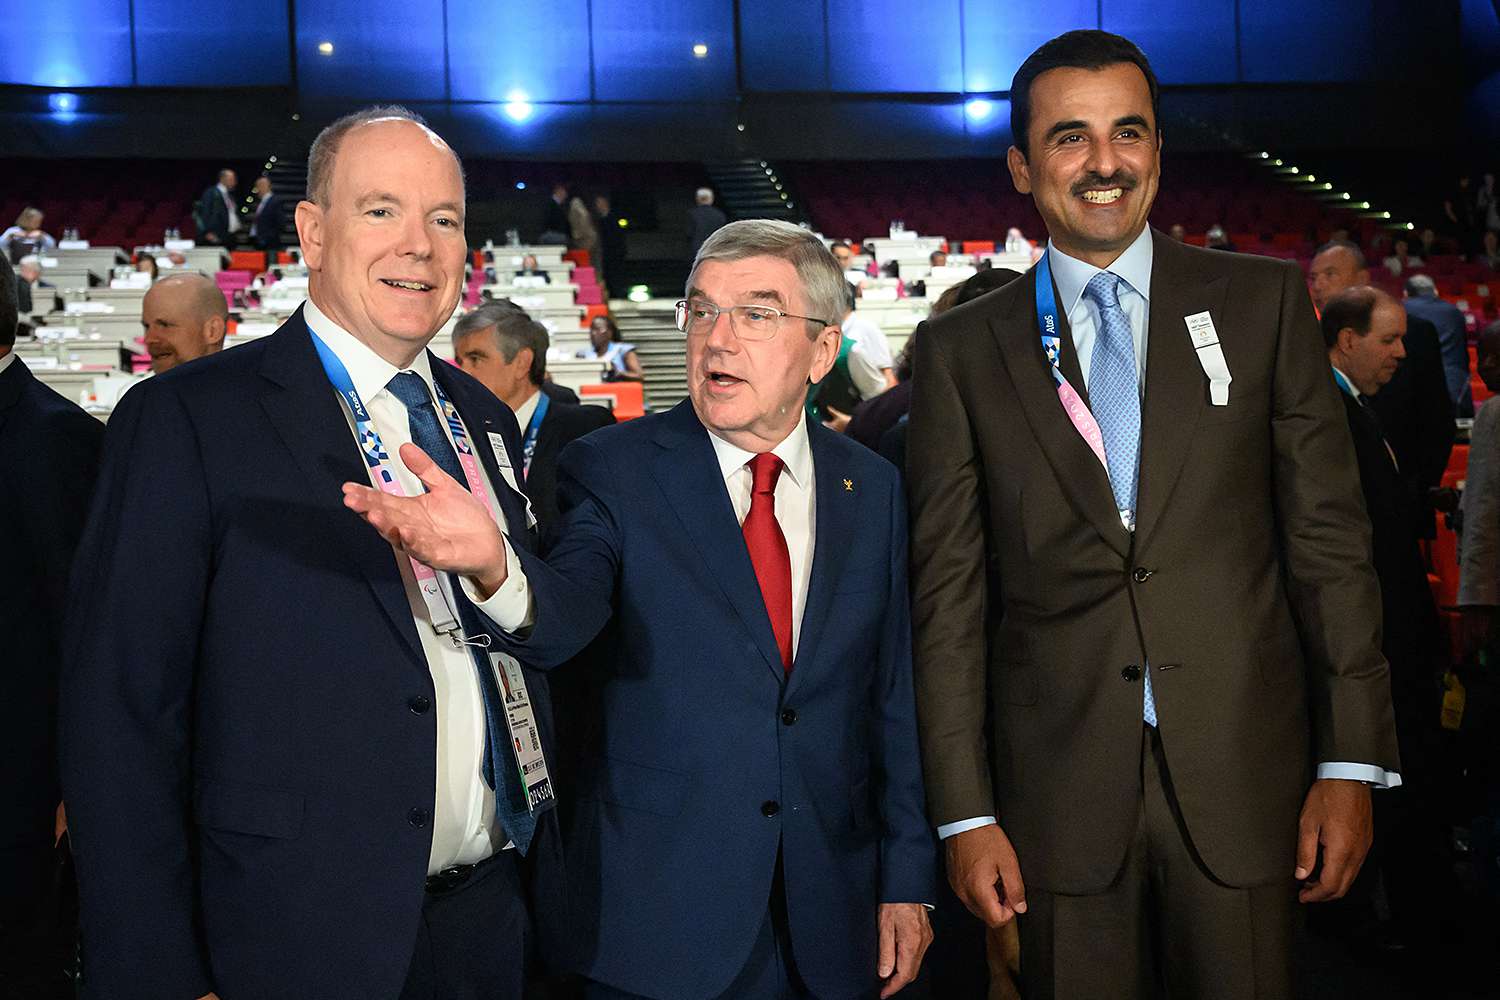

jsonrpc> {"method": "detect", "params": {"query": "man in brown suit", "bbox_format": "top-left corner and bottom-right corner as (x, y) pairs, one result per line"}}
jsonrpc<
(907, 30), (1401, 998)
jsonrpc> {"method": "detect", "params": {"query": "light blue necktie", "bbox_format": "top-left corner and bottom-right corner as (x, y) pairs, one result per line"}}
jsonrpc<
(387, 371), (539, 853)
(1083, 272), (1158, 727)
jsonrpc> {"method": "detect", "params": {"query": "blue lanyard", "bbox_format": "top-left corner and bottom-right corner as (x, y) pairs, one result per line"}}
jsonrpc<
(520, 391), (550, 479)
(1330, 367), (1356, 398)
(1034, 251), (1066, 386)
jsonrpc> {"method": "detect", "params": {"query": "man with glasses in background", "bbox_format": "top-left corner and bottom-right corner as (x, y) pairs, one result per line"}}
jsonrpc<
(364, 218), (936, 998)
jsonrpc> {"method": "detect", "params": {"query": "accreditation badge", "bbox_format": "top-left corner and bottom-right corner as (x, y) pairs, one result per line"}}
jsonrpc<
(494, 651), (555, 812)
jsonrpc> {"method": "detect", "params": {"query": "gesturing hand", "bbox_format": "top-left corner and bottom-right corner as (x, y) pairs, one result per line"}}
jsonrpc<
(343, 442), (509, 597)
(1295, 778), (1373, 903)
(877, 902), (933, 998)
(946, 824), (1027, 927)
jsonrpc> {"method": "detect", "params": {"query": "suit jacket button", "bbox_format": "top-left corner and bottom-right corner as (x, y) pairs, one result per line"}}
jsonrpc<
(407, 807), (428, 828)
(781, 709), (798, 726)
(408, 695), (431, 715)
(1121, 664), (1142, 682)
(1132, 567), (1153, 583)
(761, 800), (781, 817)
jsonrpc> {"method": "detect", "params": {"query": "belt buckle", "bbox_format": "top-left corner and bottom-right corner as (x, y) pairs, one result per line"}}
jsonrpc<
(425, 863), (473, 895)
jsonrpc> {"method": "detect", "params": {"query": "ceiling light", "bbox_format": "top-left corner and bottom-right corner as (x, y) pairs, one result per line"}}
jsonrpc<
(964, 98), (993, 121)
(317, 41), (334, 56)
(504, 91), (533, 122)
(692, 43), (708, 58)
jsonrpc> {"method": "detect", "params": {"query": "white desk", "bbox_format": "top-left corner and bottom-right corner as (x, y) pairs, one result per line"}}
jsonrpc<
(17, 338), (133, 370)
(484, 246), (569, 268)
(52, 247), (128, 275)
(44, 267), (101, 289)
(483, 283), (580, 311)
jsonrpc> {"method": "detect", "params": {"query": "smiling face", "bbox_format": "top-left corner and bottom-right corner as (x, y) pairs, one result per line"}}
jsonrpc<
(140, 275), (226, 373)
(685, 256), (839, 451)
(1007, 62), (1161, 267)
(296, 119), (467, 367)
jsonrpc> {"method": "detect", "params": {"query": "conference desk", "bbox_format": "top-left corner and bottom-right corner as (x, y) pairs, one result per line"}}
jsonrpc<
(484, 246), (569, 269)
(544, 357), (608, 393)
(52, 247), (129, 276)
(81, 287), (149, 308)
(133, 246), (230, 274)
(41, 267), (102, 290)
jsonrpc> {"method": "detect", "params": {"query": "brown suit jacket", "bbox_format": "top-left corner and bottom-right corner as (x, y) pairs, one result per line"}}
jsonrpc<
(907, 230), (1400, 895)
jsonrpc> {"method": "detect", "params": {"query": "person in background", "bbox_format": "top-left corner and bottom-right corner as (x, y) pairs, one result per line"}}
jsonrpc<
(514, 253), (551, 283)
(1168, 223), (1186, 242)
(1479, 230), (1500, 271)
(541, 182), (572, 245)
(928, 249), (948, 269)
(1416, 227), (1439, 261)
(594, 193), (625, 295)
(838, 293), (896, 388)
(1384, 237), (1423, 277)
(1321, 284), (1452, 957)
(580, 313), (643, 382)
(195, 168), (240, 246)
(16, 255), (59, 319)
(687, 186), (727, 262)
(1309, 239), (1454, 539)
(139, 272), (228, 374)
(810, 284), (895, 432)
(250, 176), (282, 258)
(1405, 272), (1473, 417)
(568, 190), (599, 270)
(1459, 317), (1500, 915)
(135, 255), (159, 282)
(0, 251), (103, 1000)
(452, 301), (614, 535)
(848, 268), (1022, 460)
(1204, 222), (1235, 251)
(1, 207), (57, 262)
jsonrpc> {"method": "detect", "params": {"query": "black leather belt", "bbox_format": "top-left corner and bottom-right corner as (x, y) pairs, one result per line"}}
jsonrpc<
(425, 853), (496, 895)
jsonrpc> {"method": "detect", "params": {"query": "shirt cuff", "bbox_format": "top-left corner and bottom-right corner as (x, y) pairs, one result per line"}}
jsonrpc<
(1316, 762), (1402, 789)
(461, 535), (535, 631)
(936, 816), (997, 840)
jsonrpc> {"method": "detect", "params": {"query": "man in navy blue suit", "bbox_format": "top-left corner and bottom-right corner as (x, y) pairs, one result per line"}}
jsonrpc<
(358, 219), (935, 998)
(62, 106), (566, 1000)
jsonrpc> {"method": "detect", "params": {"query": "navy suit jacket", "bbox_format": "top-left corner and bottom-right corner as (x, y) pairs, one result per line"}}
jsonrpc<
(251, 193), (282, 252)
(0, 359), (102, 905)
(60, 308), (566, 1000)
(490, 400), (934, 1000)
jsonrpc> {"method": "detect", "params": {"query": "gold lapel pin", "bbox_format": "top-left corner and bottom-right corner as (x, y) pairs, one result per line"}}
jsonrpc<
(843, 478), (854, 492)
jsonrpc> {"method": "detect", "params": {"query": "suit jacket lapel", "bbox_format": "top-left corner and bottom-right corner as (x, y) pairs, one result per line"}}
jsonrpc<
(0, 357), (29, 435)
(1134, 233), (1228, 547)
(785, 423), (853, 694)
(648, 402), (787, 681)
(257, 310), (426, 667)
(991, 269), (1131, 558)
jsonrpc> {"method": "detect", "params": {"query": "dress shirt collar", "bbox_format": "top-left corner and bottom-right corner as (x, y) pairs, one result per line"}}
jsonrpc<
(707, 409), (813, 494)
(0, 351), (17, 376)
(1047, 224), (1154, 316)
(513, 388), (542, 430)
(302, 296), (438, 407)
(1330, 364), (1361, 401)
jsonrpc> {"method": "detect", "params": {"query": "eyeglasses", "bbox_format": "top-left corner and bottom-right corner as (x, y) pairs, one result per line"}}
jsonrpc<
(674, 298), (831, 342)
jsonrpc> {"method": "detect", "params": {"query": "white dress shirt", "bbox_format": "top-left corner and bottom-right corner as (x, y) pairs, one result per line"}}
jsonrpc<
(841, 310), (894, 371)
(937, 230), (1398, 842)
(304, 298), (536, 871)
(218, 183), (242, 235)
(706, 411), (816, 654)
(0, 351), (17, 377)
(512, 388), (542, 435)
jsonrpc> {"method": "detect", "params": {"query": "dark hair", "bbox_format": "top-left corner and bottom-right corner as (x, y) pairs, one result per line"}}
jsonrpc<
(1010, 30), (1160, 159)
(0, 253), (16, 348)
(1319, 285), (1380, 349)
(1313, 239), (1366, 270)
(591, 313), (621, 342)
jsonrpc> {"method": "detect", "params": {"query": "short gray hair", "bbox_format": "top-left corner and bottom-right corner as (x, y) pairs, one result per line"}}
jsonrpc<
(695, 187), (714, 205)
(1404, 274), (1437, 298)
(306, 104), (465, 206)
(689, 219), (844, 335)
(453, 302), (547, 387)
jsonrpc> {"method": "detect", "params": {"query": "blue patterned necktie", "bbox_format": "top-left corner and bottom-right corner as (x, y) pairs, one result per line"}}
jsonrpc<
(1082, 273), (1158, 727)
(386, 371), (538, 853)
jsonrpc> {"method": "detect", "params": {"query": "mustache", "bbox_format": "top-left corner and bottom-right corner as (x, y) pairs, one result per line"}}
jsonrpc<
(1071, 171), (1138, 196)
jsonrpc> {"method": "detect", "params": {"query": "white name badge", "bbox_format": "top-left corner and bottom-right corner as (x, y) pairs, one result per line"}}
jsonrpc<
(1184, 310), (1232, 406)
(487, 432), (538, 529)
(495, 652), (555, 812)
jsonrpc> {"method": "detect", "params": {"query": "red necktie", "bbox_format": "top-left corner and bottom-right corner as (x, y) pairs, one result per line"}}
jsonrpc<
(743, 453), (793, 673)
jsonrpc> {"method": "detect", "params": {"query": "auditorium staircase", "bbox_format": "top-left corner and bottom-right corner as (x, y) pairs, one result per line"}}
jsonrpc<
(705, 160), (807, 226)
(612, 301), (689, 412)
